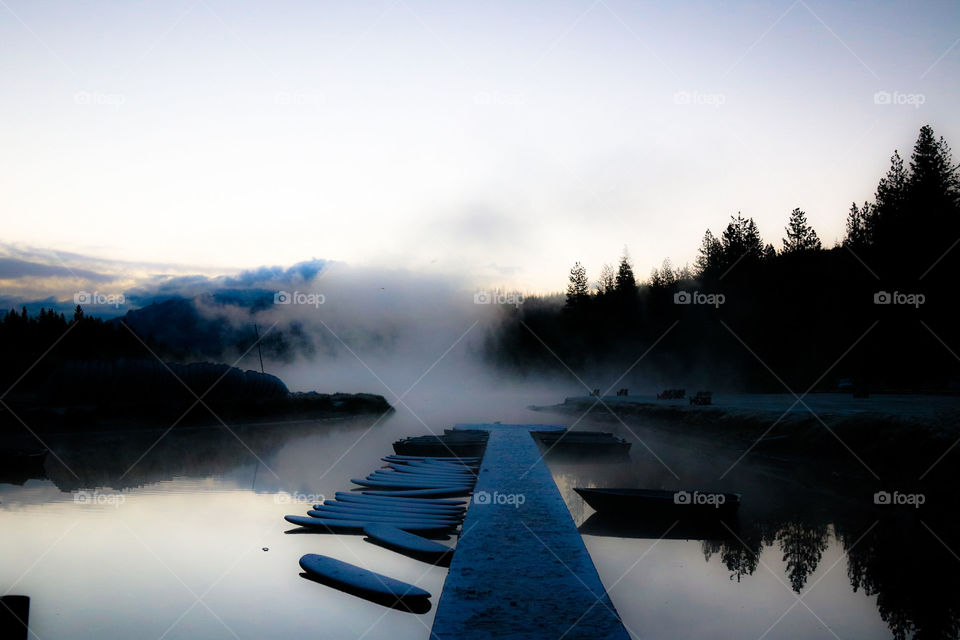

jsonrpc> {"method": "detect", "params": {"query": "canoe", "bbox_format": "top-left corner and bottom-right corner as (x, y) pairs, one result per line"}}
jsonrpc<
(299, 553), (431, 601)
(361, 487), (473, 498)
(334, 492), (466, 506)
(284, 515), (452, 533)
(318, 500), (464, 515)
(364, 524), (455, 564)
(573, 487), (741, 516)
(307, 508), (460, 523)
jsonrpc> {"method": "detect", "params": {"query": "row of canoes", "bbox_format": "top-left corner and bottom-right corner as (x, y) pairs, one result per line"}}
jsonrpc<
(284, 454), (481, 609)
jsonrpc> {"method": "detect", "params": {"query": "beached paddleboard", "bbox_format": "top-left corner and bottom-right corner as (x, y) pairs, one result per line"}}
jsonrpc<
(361, 487), (473, 498)
(364, 524), (455, 563)
(381, 465), (476, 477)
(353, 478), (469, 490)
(314, 503), (463, 518)
(299, 553), (431, 600)
(307, 508), (460, 524)
(284, 515), (450, 533)
(334, 492), (466, 506)
(365, 473), (475, 488)
(382, 455), (479, 463)
(317, 500), (464, 514)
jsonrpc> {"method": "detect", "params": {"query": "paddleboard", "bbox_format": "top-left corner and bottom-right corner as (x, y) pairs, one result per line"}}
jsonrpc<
(361, 487), (473, 498)
(299, 553), (431, 600)
(284, 515), (450, 533)
(334, 492), (466, 506)
(363, 524), (455, 563)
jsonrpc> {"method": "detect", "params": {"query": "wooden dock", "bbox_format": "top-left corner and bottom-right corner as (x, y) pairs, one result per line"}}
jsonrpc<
(430, 424), (630, 640)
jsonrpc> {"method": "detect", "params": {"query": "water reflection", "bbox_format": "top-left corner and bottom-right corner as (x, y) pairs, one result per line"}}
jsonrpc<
(548, 420), (960, 640)
(0, 414), (449, 640)
(4, 400), (959, 640)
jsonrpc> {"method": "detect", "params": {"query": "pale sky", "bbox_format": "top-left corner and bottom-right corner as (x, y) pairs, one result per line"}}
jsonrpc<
(1, 0), (958, 292)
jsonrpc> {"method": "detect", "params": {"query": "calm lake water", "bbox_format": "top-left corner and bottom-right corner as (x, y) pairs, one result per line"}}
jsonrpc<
(1, 386), (955, 639)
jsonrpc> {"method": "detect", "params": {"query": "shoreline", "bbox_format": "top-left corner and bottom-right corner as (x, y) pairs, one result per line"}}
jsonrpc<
(530, 393), (960, 485)
(0, 391), (393, 439)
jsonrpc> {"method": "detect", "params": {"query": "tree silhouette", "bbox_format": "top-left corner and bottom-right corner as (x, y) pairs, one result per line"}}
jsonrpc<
(782, 208), (822, 253)
(565, 262), (589, 308)
(650, 258), (678, 290)
(596, 263), (616, 295)
(777, 522), (829, 592)
(844, 201), (874, 247)
(695, 229), (722, 276)
(719, 213), (765, 273)
(614, 248), (636, 294)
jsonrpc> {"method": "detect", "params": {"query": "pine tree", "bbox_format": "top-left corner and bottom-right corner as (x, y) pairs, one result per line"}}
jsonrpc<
(781, 208), (822, 253)
(650, 258), (678, 289)
(73, 305), (84, 322)
(614, 249), (636, 294)
(875, 150), (908, 214)
(844, 201), (874, 247)
(596, 263), (616, 295)
(565, 262), (589, 308)
(720, 213), (765, 268)
(871, 150), (908, 249)
(695, 229), (722, 276)
(907, 125), (960, 216)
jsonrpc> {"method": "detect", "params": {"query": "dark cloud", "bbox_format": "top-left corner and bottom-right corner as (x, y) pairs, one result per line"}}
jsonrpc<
(0, 257), (113, 282)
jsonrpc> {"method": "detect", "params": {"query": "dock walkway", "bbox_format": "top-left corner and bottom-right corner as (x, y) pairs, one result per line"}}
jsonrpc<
(430, 424), (630, 639)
